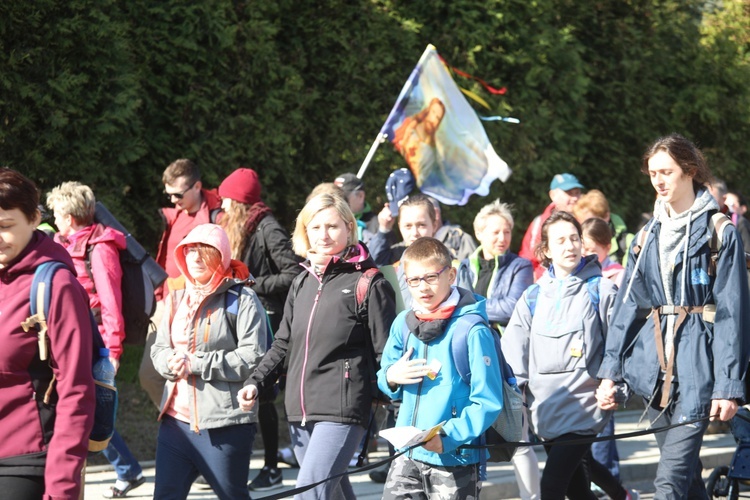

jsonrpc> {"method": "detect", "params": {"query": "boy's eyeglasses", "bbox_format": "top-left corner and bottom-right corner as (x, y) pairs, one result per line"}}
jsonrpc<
(165, 181), (197, 201)
(405, 265), (450, 287)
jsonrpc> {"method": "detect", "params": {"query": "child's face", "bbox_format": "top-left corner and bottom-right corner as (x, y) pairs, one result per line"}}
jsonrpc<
(403, 259), (456, 312)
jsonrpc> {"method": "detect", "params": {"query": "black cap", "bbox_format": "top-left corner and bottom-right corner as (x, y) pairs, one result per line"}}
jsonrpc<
(333, 173), (365, 196)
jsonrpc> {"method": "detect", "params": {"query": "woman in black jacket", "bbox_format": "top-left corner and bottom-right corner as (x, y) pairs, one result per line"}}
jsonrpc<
(218, 168), (303, 491)
(239, 193), (397, 500)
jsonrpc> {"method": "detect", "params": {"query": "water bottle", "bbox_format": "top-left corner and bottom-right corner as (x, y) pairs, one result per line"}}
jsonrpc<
(93, 347), (116, 387)
(507, 376), (521, 394)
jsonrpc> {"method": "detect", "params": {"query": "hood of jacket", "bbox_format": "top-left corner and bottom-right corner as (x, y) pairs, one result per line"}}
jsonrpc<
(405, 287), (484, 342)
(1, 231), (76, 282)
(301, 241), (377, 278)
(55, 223), (126, 259)
(541, 253), (601, 285)
(174, 223), (231, 283)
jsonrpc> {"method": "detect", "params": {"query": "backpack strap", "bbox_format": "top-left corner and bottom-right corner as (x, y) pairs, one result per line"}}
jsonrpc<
(355, 268), (379, 315)
(449, 313), (488, 386)
(632, 225), (650, 256)
(586, 275), (601, 311)
(225, 283), (274, 348)
(524, 283), (541, 317)
(525, 277), (599, 319)
(21, 261), (68, 362)
(708, 212), (733, 276)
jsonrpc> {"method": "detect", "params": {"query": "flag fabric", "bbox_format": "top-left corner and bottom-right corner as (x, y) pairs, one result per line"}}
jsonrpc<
(380, 44), (511, 206)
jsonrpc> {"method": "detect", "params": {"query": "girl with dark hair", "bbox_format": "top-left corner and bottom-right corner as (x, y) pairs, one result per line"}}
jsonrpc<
(598, 133), (750, 498)
(582, 218), (625, 286)
(502, 211), (621, 500)
(0, 168), (95, 499)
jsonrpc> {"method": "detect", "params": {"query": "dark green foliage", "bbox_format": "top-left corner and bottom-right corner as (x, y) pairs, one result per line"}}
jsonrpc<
(2, 0), (750, 251)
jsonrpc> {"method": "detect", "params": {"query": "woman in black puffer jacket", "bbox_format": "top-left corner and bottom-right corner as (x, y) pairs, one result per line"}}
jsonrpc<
(239, 193), (397, 500)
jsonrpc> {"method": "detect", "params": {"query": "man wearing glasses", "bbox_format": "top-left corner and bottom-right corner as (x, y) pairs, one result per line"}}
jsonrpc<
(139, 158), (222, 408)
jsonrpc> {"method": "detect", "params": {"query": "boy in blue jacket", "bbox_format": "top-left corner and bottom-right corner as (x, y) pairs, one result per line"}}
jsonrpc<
(377, 237), (504, 499)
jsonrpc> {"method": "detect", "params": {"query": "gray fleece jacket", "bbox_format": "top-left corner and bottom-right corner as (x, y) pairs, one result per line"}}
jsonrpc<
(501, 255), (618, 440)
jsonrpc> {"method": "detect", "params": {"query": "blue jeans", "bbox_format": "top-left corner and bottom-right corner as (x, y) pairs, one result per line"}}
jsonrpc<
(591, 416), (620, 480)
(101, 430), (143, 481)
(647, 384), (709, 500)
(289, 421), (365, 500)
(154, 416), (256, 500)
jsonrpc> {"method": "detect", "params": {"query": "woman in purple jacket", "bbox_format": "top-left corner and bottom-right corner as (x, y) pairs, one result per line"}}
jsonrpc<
(0, 168), (95, 499)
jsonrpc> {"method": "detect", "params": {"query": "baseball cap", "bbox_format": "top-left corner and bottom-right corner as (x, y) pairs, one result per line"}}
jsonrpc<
(386, 168), (416, 216)
(549, 173), (584, 191)
(333, 173), (365, 196)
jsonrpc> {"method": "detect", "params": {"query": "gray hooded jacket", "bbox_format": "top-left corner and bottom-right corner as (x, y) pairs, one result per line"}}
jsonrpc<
(502, 255), (618, 440)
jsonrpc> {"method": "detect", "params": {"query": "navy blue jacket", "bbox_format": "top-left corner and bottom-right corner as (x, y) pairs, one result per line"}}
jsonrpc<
(598, 211), (750, 418)
(456, 249), (533, 328)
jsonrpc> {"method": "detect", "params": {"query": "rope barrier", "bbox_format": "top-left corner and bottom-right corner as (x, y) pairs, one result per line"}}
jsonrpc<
(257, 412), (734, 499)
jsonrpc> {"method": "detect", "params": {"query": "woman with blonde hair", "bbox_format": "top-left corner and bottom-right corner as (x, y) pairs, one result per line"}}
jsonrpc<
(46, 181), (147, 498)
(239, 193), (397, 500)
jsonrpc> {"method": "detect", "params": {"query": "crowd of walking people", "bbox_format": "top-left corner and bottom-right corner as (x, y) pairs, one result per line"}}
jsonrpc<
(1, 132), (750, 500)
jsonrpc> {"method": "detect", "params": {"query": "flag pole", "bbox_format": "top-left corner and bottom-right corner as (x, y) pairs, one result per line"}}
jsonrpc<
(356, 133), (387, 179)
(357, 44), (436, 180)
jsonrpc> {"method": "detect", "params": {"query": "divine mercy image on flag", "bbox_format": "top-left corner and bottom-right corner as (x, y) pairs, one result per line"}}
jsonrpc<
(380, 44), (511, 205)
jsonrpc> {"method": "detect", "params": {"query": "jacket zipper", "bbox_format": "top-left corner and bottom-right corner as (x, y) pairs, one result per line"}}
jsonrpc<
(409, 343), (429, 457)
(300, 280), (324, 426)
(190, 304), (206, 432)
(344, 360), (351, 408)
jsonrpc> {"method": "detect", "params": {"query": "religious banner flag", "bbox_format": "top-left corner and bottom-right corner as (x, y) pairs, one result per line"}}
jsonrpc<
(379, 44), (511, 205)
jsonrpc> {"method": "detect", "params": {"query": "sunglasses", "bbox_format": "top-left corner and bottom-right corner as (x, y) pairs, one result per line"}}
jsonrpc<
(405, 265), (451, 288)
(165, 181), (196, 201)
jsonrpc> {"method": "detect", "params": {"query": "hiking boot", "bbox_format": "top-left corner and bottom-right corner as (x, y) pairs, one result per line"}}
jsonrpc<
(248, 466), (283, 491)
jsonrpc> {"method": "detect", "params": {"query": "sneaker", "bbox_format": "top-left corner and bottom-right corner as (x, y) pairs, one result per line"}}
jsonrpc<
(369, 467), (388, 484)
(591, 484), (607, 499)
(102, 475), (146, 498)
(248, 466), (283, 491)
(625, 489), (640, 500)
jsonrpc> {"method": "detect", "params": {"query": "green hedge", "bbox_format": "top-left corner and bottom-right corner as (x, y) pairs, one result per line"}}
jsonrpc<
(2, 0), (749, 249)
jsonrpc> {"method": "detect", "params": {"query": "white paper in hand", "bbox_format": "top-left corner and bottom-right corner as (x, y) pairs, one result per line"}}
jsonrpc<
(379, 421), (446, 449)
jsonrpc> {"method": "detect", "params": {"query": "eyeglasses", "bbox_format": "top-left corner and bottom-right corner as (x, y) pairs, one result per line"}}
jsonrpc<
(183, 246), (200, 257)
(165, 181), (196, 201)
(405, 265), (451, 287)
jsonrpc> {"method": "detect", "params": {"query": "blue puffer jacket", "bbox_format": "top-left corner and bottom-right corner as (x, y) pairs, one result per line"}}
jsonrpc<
(456, 248), (533, 328)
(377, 290), (504, 467)
(598, 210), (750, 419)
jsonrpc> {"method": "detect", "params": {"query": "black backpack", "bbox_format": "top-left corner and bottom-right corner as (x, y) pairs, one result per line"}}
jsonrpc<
(84, 202), (168, 345)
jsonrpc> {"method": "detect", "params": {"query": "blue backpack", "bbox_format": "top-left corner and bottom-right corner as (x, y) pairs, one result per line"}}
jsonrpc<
(21, 261), (117, 454)
(399, 313), (524, 462)
(224, 283), (274, 348)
